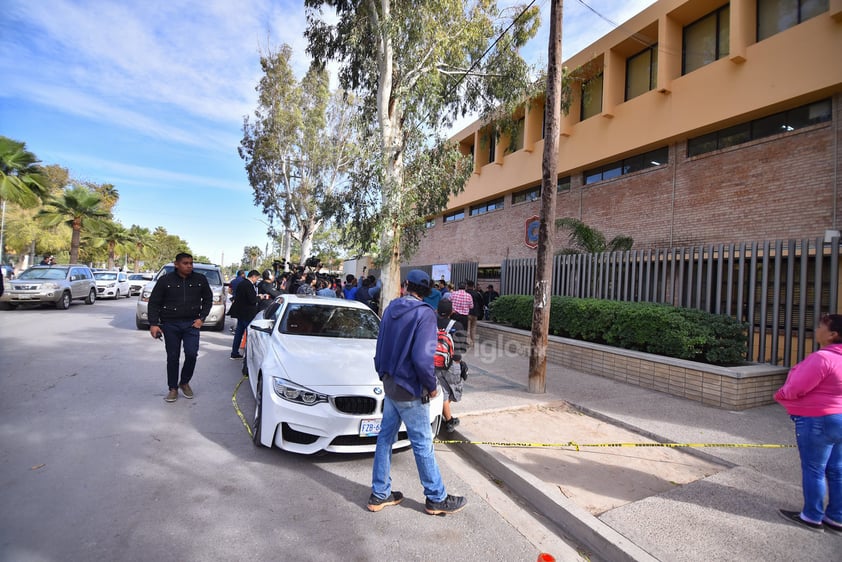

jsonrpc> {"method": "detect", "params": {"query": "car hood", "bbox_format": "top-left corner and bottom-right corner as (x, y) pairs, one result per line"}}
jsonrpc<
(269, 336), (378, 386)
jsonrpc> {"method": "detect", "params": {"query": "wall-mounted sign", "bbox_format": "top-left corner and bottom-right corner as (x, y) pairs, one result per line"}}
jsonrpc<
(525, 215), (540, 249)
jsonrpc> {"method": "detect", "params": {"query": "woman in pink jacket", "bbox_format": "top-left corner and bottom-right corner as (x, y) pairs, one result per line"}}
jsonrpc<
(775, 313), (842, 533)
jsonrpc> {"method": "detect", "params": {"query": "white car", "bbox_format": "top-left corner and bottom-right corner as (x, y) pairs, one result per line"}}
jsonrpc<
(93, 270), (131, 299)
(127, 273), (153, 296)
(245, 294), (443, 454)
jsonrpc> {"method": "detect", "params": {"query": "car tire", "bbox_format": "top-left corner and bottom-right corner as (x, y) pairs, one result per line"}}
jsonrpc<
(115, 289), (121, 299)
(135, 317), (147, 330)
(56, 292), (71, 310)
(252, 375), (264, 447)
(2, 303), (17, 310)
(85, 288), (96, 305)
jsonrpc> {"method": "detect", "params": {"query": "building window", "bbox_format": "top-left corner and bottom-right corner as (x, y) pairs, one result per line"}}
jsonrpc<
(687, 98), (832, 157)
(487, 132), (497, 164)
(580, 73), (604, 120)
(557, 176), (571, 193)
(443, 210), (465, 223)
(470, 197), (505, 216)
(425, 218), (435, 229)
(626, 45), (658, 100)
(583, 147), (668, 185)
(683, 5), (730, 75)
(512, 185), (541, 204)
(510, 118), (525, 152)
(758, 0), (828, 41)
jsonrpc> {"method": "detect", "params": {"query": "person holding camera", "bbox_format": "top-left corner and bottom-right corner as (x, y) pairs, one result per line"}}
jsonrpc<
(368, 269), (467, 516)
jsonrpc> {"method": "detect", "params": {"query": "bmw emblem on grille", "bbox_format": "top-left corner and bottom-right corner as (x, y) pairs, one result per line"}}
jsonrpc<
(373, 387), (382, 395)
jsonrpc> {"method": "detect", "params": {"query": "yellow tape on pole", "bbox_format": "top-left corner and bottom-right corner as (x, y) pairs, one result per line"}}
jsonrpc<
(433, 439), (795, 451)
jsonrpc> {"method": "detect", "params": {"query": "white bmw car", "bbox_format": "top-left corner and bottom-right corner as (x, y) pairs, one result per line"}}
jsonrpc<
(245, 294), (443, 454)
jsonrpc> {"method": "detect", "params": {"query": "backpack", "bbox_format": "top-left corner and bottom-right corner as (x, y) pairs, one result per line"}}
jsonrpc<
(434, 319), (457, 369)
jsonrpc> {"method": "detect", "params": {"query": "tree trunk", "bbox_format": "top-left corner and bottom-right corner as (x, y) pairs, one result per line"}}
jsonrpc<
(70, 225), (81, 264)
(372, 0), (403, 310)
(107, 242), (115, 270)
(528, 0), (563, 394)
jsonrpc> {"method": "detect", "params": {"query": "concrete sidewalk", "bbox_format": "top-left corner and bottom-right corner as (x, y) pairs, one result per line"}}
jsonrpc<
(444, 340), (840, 561)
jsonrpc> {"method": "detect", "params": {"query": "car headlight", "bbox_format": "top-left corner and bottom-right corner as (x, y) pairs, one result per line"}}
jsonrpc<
(41, 282), (60, 290)
(213, 293), (223, 304)
(141, 290), (152, 302)
(272, 377), (327, 406)
(107, 282), (116, 288)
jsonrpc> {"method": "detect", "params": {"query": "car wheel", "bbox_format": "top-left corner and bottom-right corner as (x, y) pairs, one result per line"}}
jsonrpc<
(56, 292), (71, 310)
(252, 375), (264, 447)
(2, 303), (17, 310)
(85, 288), (96, 305)
(135, 317), (148, 330)
(115, 289), (121, 299)
(210, 320), (225, 331)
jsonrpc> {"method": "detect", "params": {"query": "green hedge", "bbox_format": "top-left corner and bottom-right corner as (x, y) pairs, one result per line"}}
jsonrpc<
(489, 295), (747, 366)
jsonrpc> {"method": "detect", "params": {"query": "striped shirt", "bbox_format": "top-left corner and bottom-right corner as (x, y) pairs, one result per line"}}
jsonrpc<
(449, 289), (473, 316)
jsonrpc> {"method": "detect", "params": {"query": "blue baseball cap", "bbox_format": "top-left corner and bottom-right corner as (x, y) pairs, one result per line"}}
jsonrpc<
(406, 269), (431, 287)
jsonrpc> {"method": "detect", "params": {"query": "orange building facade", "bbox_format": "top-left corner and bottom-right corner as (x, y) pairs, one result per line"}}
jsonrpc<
(408, 0), (842, 270)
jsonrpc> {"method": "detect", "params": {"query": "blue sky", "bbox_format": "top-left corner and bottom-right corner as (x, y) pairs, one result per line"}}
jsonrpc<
(0, 0), (654, 267)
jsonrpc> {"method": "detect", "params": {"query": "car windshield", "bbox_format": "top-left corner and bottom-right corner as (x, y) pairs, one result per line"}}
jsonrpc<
(128, 274), (148, 280)
(280, 303), (380, 339)
(18, 267), (69, 280)
(94, 272), (118, 280)
(158, 265), (222, 285)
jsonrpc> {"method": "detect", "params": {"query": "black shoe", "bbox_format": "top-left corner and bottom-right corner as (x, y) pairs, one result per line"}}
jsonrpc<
(367, 491), (403, 512)
(425, 494), (467, 515)
(445, 417), (460, 433)
(778, 509), (823, 532)
(824, 518), (842, 535)
(230, 353), (244, 360)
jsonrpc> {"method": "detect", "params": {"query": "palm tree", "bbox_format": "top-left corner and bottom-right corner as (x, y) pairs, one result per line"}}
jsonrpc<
(126, 225), (155, 273)
(555, 218), (634, 254)
(37, 185), (109, 263)
(97, 220), (130, 269)
(0, 136), (47, 208)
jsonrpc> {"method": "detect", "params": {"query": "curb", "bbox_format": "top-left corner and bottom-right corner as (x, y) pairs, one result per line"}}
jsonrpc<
(452, 427), (660, 562)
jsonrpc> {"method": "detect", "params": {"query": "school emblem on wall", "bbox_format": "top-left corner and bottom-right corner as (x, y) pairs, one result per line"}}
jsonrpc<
(525, 215), (540, 249)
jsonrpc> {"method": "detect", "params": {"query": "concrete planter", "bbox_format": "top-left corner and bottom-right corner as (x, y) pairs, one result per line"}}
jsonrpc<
(476, 322), (790, 410)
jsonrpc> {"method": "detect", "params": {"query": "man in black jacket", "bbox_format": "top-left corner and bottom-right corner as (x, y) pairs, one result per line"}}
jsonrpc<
(148, 253), (213, 403)
(228, 270), (263, 359)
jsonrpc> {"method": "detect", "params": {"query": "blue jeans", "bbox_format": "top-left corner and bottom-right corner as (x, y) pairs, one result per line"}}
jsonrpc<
(371, 396), (446, 503)
(231, 318), (249, 356)
(161, 320), (200, 390)
(792, 414), (842, 524)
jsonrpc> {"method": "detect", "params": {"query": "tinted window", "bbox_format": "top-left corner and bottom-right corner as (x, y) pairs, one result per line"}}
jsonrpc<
(280, 304), (380, 339)
(95, 272), (118, 280)
(19, 267), (69, 280)
(159, 265), (222, 285)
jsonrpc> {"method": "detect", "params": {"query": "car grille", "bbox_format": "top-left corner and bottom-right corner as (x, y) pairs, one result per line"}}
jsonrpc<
(330, 431), (408, 448)
(14, 285), (39, 291)
(281, 423), (319, 445)
(333, 396), (377, 415)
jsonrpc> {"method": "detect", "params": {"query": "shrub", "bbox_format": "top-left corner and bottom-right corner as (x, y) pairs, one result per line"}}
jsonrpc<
(489, 295), (747, 366)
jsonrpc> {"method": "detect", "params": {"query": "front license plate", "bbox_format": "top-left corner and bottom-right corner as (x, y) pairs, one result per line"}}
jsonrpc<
(359, 418), (381, 437)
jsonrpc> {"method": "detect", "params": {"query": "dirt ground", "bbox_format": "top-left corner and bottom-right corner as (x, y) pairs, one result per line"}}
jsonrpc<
(457, 402), (725, 515)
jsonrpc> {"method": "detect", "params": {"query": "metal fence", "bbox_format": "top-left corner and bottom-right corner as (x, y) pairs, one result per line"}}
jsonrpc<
(500, 238), (842, 366)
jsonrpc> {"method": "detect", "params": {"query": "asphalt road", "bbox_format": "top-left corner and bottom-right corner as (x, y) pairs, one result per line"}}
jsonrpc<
(0, 297), (582, 562)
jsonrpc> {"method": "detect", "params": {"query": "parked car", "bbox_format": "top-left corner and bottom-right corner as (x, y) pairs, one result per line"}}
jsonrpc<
(127, 273), (153, 296)
(0, 264), (97, 309)
(93, 270), (131, 299)
(135, 262), (227, 330)
(244, 294), (443, 454)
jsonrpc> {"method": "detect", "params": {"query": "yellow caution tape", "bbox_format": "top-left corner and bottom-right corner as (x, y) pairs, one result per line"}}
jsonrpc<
(434, 439), (794, 451)
(232, 375), (253, 439)
(231, 377), (793, 451)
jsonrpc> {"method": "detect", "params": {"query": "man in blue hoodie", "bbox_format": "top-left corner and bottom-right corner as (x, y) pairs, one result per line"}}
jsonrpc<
(367, 269), (467, 515)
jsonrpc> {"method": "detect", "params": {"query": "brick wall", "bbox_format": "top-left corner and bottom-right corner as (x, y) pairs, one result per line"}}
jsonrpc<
(409, 96), (840, 266)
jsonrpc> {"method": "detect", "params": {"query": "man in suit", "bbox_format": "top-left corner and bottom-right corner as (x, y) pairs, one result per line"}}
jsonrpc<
(228, 270), (264, 359)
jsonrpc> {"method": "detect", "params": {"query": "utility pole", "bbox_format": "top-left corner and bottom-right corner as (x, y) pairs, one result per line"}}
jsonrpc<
(528, 0), (563, 394)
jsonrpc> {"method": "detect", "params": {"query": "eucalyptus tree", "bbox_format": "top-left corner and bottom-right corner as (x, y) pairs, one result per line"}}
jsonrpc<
(305, 0), (540, 307)
(37, 184), (109, 263)
(239, 45), (358, 267)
